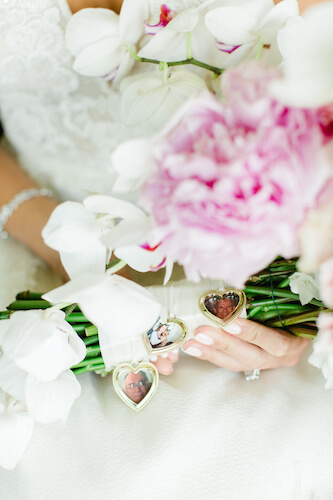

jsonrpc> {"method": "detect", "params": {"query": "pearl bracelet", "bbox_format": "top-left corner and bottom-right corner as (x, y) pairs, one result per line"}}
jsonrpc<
(0, 187), (54, 240)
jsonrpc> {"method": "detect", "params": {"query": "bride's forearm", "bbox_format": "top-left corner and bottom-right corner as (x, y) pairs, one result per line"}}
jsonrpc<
(0, 148), (67, 280)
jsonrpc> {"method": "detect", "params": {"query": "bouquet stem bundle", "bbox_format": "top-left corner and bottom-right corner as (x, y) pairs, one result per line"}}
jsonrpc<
(245, 258), (325, 339)
(0, 258), (327, 376)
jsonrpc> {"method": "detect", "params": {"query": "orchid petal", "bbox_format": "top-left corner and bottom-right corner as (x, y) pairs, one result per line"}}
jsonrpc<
(168, 69), (207, 96)
(65, 8), (119, 56)
(25, 371), (81, 424)
(83, 194), (147, 221)
(113, 50), (135, 83)
(101, 217), (153, 249)
(138, 29), (187, 62)
(167, 8), (199, 32)
(0, 409), (34, 470)
(60, 242), (108, 278)
(205, 7), (258, 45)
(42, 202), (101, 252)
(2, 310), (86, 382)
(114, 245), (165, 272)
(259, 0), (299, 44)
(119, 0), (148, 43)
(0, 355), (27, 402)
(163, 259), (174, 285)
(120, 75), (169, 126)
(111, 138), (153, 190)
(73, 38), (126, 77)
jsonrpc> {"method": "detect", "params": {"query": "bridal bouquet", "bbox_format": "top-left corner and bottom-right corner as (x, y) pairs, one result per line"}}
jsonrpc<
(1, 0), (333, 469)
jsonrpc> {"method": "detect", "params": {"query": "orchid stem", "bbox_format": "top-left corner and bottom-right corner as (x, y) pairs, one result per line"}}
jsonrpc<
(255, 39), (264, 60)
(129, 46), (223, 75)
(186, 32), (192, 59)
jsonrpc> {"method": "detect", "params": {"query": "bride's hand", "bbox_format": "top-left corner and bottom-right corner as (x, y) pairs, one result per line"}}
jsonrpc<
(153, 351), (179, 376)
(182, 318), (309, 371)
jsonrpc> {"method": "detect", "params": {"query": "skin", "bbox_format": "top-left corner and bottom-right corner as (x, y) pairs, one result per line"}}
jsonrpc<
(0, 0), (324, 375)
(214, 298), (234, 320)
(123, 372), (150, 404)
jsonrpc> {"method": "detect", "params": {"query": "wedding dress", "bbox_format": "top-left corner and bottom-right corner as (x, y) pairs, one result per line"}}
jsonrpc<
(0, 1), (333, 499)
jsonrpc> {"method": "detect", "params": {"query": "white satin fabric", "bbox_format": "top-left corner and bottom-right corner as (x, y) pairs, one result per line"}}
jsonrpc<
(0, 1), (333, 498)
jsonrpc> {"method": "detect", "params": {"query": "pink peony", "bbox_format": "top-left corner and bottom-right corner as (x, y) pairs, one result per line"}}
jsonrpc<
(140, 63), (331, 286)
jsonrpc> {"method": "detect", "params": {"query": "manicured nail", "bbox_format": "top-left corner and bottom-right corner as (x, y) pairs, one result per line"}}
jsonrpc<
(183, 346), (202, 357)
(195, 333), (214, 345)
(223, 322), (242, 334)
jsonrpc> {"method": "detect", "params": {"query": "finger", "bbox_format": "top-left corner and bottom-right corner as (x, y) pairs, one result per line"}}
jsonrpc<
(222, 318), (308, 357)
(182, 338), (244, 371)
(153, 356), (174, 375)
(183, 327), (276, 370)
(167, 351), (179, 363)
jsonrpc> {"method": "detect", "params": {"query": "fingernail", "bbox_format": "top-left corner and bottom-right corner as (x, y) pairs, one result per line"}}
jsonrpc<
(195, 333), (214, 345)
(183, 346), (202, 357)
(223, 322), (242, 334)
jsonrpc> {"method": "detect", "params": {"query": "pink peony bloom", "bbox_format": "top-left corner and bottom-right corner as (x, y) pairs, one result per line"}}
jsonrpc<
(309, 312), (333, 389)
(140, 63), (331, 286)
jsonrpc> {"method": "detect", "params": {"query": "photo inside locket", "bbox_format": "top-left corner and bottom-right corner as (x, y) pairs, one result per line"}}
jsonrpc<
(204, 293), (239, 320)
(147, 321), (182, 349)
(120, 369), (153, 404)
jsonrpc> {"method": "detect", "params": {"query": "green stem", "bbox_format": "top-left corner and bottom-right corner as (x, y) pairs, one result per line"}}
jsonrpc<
(72, 356), (104, 369)
(85, 324), (98, 337)
(248, 297), (291, 308)
(278, 278), (290, 288)
(285, 325), (317, 340)
(106, 259), (127, 275)
(7, 300), (51, 310)
(244, 287), (305, 301)
(15, 291), (43, 300)
(0, 311), (10, 319)
(72, 323), (92, 333)
(82, 335), (99, 346)
(255, 39), (264, 60)
(85, 346), (101, 358)
(265, 310), (323, 327)
(186, 32), (192, 59)
(66, 312), (90, 323)
(72, 363), (106, 375)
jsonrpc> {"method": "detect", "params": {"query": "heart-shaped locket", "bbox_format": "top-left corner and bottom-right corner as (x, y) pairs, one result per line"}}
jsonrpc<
(112, 362), (159, 412)
(142, 317), (187, 356)
(199, 288), (246, 328)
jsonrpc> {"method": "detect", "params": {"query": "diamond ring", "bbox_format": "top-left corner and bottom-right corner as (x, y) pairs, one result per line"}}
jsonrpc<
(244, 369), (260, 381)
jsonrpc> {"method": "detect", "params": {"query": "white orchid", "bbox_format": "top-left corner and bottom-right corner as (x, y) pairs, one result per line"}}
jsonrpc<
(0, 309), (85, 427)
(83, 194), (173, 281)
(0, 309), (86, 381)
(289, 272), (320, 305)
(138, 1), (229, 68)
(42, 200), (113, 279)
(0, 391), (34, 470)
(43, 273), (166, 371)
(309, 312), (333, 390)
(120, 65), (207, 129)
(65, 0), (148, 82)
(204, 0), (298, 66)
(111, 137), (154, 193)
(270, 2), (333, 107)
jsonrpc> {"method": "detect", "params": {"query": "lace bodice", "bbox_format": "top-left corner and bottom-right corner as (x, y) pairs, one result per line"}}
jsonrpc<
(0, 0), (205, 201)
